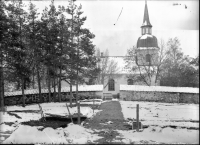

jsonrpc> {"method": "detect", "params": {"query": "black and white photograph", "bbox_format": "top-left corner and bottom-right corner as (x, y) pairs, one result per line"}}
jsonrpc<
(0, 0), (199, 144)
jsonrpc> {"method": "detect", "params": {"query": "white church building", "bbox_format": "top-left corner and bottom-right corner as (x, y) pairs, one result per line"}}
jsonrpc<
(98, 0), (160, 99)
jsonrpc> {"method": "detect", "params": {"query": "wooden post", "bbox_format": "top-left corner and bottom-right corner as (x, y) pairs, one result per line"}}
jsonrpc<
(78, 101), (81, 124)
(93, 98), (94, 114)
(136, 104), (139, 132)
(66, 103), (73, 123)
(177, 93), (180, 103)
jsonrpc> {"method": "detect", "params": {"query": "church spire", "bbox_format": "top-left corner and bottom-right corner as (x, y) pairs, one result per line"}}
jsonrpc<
(141, 0), (152, 27)
(141, 0), (152, 35)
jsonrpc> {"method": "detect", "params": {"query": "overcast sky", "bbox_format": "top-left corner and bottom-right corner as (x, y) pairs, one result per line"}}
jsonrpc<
(29, 0), (199, 58)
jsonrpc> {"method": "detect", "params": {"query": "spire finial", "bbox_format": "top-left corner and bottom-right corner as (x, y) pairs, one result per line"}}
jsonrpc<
(145, 0), (147, 4)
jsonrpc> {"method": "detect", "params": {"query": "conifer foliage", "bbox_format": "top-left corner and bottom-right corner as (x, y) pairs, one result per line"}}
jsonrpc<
(0, 0), (99, 112)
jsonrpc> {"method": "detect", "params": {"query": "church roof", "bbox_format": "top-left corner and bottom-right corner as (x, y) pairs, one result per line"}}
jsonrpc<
(141, 1), (152, 27)
(99, 56), (141, 74)
(137, 34), (159, 48)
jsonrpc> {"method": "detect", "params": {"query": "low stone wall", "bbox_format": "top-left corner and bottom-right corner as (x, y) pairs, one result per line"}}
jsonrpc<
(4, 91), (102, 106)
(120, 91), (199, 104)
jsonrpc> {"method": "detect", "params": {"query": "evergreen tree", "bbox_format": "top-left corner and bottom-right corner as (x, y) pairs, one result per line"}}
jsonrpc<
(68, 2), (98, 123)
(26, 1), (43, 102)
(57, 5), (71, 102)
(39, 0), (59, 102)
(66, 0), (77, 107)
(4, 0), (31, 107)
(0, 0), (9, 109)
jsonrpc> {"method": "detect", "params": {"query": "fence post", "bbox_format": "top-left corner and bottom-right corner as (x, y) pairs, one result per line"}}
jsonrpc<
(136, 104), (139, 132)
(177, 93), (180, 103)
(93, 97), (94, 114)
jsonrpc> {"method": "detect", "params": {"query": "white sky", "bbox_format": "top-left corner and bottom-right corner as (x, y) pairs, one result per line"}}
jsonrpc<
(26, 0), (199, 58)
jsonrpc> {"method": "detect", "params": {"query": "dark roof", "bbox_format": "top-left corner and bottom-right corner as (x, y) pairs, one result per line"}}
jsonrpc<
(141, 2), (152, 27)
(137, 34), (159, 48)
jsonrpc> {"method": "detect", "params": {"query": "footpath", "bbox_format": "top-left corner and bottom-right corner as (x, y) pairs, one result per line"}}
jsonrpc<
(84, 101), (130, 143)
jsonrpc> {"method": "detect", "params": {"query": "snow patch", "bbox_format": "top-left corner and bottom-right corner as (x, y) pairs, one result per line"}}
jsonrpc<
(120, 85), (199, 93)
(120, 101), (199, 127)
(115, 127), (199, 144)
(3, 124), (102, 144)
(0, 124), (16, 132)
(5, 85), (103, 97)
(140, 34), (153, 39)
(112, 98), (119, 101)
(1, 103), (102, 125)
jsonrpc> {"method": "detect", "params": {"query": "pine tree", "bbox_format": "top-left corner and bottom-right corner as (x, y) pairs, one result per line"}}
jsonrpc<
(39, 0), (59, 102)
(0, 0), (9, 109)
(5, 0), (31, 107)
(26, 1), (43, 102)
(67, 1), (98, 124)
(57, 5), (71, 102)
(66, 0), (77, 107)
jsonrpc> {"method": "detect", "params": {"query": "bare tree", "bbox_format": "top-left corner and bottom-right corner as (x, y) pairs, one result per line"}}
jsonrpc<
(96, 48), (120, 89)
(124, 39), (167, 86)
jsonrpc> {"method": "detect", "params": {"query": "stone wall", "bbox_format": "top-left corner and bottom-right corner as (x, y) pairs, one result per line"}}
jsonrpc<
(4, 91), (102, 106)
(120, 91), (199, 104)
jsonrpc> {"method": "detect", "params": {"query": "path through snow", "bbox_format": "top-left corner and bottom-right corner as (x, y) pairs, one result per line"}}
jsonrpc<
(84, 101), (130, 143)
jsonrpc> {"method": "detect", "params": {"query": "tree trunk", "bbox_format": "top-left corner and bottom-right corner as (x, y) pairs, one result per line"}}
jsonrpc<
(53, 75), (56, 102)
(22, 78), (25, 107)
(48, 68), (51, 102)
(76, 45), (80, 124)
(32, 69), (35, 89)
(36, 66), (42, 103)
(76, 75), (81, 124)
(70, 80), (73, 107)
(58, 68), (61, 102)
(24, 79), (27, 90)
(0, 60), (4, 109)
(17, 80), (21, 90)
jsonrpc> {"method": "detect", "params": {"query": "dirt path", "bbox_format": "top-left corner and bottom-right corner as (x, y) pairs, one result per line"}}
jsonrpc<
(84, 101), (130, 143)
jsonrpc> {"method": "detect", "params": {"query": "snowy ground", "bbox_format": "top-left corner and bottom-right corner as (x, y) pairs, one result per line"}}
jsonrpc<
(2, 123), (103, 144)
(0, 100), (199, 144)
(1, 102), (102, 124)
(117, 101), (199, 144)
(0, 100), (103, 144)
(120, 101), (199, 127)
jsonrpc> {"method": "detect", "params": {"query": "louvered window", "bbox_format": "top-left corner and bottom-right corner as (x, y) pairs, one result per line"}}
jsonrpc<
(127, 79), (133, 85)
(146, 54), (151, 64)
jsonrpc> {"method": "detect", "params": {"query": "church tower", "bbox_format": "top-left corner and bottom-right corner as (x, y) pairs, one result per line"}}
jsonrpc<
(136, 0), (159, 66)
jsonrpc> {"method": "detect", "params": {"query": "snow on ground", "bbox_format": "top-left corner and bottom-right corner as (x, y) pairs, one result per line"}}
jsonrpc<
(1, 101), (103, 144)
(5, 85), (103, 97)
(2, 100), (199, 144)
(0, 124), (17, 132)
(114, 126), (199, 144)
(0, 111), (41, 124)
(1, 102), (102, 123)
(120, 85), (199, 93)
(120, 101), (199, 121)
(80, 99), (103, 105)
(0, 102), (102, 134)
(118, 101), (199, 144)
(112, 98), (119, 101)
(3, 123), (103, 144)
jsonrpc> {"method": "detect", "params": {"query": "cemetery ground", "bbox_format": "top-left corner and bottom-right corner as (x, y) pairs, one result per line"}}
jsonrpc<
(0, 99), (199, 144)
